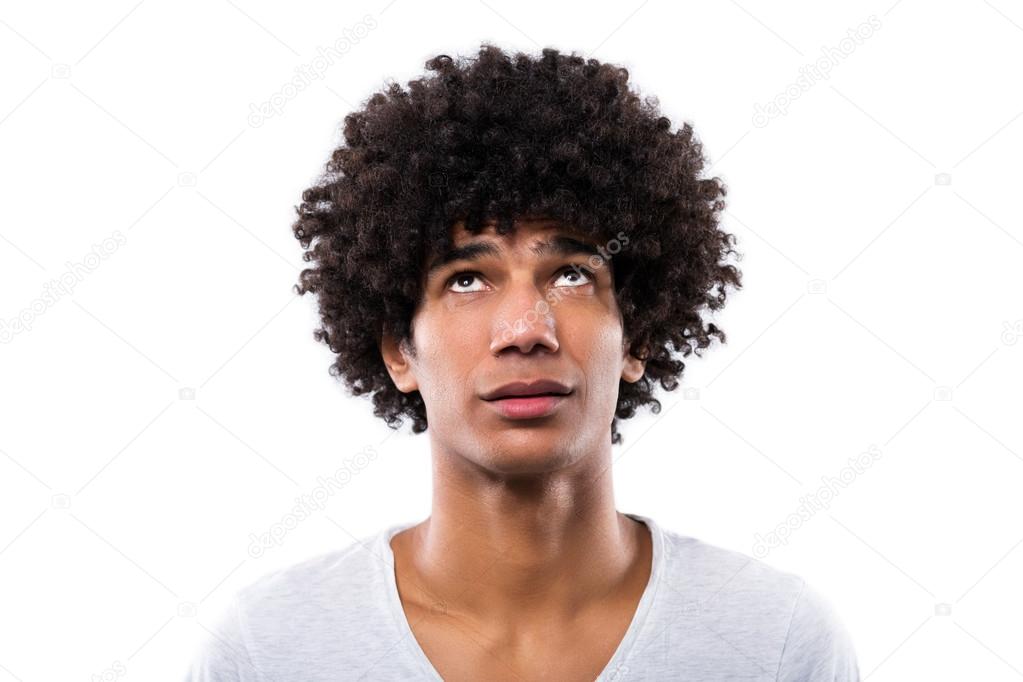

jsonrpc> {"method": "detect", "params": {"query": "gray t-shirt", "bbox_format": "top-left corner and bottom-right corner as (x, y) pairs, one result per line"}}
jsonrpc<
(185, 512), (860, 680)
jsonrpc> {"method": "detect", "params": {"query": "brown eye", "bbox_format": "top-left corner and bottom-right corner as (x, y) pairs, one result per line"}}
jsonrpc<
(446, 271), (486, 293)
(553, 265), (594, 287)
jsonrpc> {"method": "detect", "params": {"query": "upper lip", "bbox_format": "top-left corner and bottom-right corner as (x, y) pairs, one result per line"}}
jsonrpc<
(482, 379), (573, 401)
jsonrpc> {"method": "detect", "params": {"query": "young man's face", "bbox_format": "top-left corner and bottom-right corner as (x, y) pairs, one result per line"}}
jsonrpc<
(381, 218), (645, 475)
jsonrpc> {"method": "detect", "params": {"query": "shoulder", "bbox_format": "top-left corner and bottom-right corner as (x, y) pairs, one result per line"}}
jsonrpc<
(234, 538), (380, 612)
(776, 578), (861, 681)
(658, 528), (807, 610)
(184, 532), (392, 681)
(652, 524), (860, 680)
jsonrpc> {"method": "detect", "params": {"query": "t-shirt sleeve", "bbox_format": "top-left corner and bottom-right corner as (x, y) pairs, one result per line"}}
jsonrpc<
(183, 594), (264, 682)
(776, 579), (860, 681)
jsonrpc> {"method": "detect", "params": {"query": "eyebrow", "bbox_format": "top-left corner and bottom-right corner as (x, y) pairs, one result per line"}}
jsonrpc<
(425, 235), (601, 280)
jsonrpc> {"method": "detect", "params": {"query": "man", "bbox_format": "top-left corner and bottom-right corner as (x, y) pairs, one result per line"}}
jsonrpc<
(187, 43), (859, 680)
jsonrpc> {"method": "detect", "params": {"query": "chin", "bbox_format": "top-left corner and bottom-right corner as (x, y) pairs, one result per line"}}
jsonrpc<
(473, 433), (581, 476)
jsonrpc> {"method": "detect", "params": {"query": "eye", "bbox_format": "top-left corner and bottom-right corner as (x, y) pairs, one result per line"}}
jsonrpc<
(446, 271), (487, 293)
(444, 265), (595, 294)
(553, 265), (594, 288)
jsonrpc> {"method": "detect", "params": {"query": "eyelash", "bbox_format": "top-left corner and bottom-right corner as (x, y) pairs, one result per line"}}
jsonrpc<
(445, 264), (595, 291)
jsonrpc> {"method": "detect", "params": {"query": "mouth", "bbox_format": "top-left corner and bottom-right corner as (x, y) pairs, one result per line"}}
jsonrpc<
(483, 392), (572, 419)
(481, 379), (573, 402)
(489, 391), (569, 400)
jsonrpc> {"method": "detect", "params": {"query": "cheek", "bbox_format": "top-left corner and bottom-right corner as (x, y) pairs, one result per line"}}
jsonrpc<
(575, 309), (623, 351)
(573, 318), (625, 384)
(413, 317), (481, 393)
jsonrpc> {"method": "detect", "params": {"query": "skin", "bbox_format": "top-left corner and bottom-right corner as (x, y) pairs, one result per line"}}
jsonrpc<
(379, 217), (651, 680)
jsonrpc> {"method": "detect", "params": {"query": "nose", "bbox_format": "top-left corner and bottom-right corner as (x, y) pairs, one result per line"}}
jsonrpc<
(489, 276), (560, 356)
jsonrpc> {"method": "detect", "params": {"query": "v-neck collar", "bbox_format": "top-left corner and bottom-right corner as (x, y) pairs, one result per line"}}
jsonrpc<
(379, 512), (664, 680)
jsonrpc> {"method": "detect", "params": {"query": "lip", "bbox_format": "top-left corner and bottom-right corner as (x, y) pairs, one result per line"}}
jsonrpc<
(484, 393), (570, 420)
(481, 379), (573, 401)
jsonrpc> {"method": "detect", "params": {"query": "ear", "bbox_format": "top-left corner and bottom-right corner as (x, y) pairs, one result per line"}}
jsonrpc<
(379, 332), (419, 393)
(621, 339), (646, 384)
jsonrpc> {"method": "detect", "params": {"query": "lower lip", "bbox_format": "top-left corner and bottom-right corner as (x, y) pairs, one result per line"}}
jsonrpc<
(486, 394), (570, 419)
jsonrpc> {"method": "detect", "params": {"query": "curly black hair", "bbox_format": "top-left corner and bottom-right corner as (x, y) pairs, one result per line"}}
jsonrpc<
(291, 43), (742, 445)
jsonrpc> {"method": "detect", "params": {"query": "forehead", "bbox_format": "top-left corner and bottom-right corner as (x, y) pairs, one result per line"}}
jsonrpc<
(421, 217), (605, 284)
(449, 217), (591, 245)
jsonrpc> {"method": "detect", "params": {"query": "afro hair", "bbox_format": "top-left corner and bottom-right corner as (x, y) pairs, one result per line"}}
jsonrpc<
(291, 43), (743, 445)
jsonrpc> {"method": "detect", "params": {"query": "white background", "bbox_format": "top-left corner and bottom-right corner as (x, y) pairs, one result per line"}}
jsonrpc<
(2, 1), (1022, 680)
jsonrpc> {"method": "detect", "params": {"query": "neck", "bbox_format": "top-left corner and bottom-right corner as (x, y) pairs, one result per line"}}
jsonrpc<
(396, 437), (648, 629)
